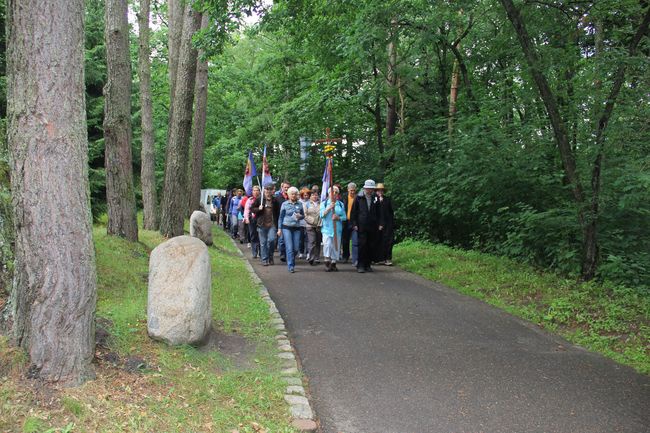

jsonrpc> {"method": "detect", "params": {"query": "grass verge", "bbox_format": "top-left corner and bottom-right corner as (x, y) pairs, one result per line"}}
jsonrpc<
(393, 239), (650, 375)
(0, 223), (297, 433)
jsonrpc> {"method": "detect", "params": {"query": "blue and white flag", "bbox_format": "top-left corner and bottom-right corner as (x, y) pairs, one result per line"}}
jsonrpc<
(321, 157), (332, 202)
(243, 150), (257, 196)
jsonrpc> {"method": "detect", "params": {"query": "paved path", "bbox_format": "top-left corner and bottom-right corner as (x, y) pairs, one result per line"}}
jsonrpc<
(237, 244), (650, 433)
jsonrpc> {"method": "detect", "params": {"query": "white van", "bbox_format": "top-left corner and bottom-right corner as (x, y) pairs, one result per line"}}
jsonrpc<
(200, 188), (227, 215)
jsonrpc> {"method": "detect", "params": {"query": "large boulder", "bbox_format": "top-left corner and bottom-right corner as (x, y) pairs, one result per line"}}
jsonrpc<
(190, 210), (213, 246)
(147, 236), (212, 345)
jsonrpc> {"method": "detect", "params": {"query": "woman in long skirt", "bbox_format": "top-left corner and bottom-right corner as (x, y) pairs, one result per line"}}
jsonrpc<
(320, 186), (346, 271)
(304, 190), (322, 265)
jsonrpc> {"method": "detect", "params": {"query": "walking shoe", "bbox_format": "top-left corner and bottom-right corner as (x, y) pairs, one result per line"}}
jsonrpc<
(357, 267), (366, 273)
(289, 268), (295, 273)
(366, 266), (373, 272)
(385, 260), (393, 266)
(280, 256), (286, 262)
(341, 258), (349, 264)
(269, 257), (274, 265)
(262, 261), (269, 266)
(331, 263), (338, 272)
(352, 261), (358, 267)
(309, 258), (315, 266)
(324, 261), (332, 272)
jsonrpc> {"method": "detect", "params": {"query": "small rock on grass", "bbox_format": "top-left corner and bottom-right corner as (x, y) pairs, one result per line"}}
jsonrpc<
(286, 385), (305, 395)
(290, 404), (314, 420)
(278, 352), (295, 360)
(282, 367), (298, 376)
(284, 377), (302, 386)
(291, 419), (318, 432)
(285, 395), (309, 405)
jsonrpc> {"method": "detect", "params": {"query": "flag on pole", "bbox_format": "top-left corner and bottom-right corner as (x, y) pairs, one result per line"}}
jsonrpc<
(262, 145), (273, 187)
(321, 157), (332, 202)
(243, 150), (257, 196)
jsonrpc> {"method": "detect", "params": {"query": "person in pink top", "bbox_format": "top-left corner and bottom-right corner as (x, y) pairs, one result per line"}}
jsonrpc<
(244, 185), (261, 258)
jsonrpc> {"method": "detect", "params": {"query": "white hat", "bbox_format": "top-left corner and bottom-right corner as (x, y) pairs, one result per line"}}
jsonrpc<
(363, 179), (376, 189)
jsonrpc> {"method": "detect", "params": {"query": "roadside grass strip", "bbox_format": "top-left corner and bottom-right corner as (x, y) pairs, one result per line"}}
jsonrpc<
(0, 224), (298, 433)
(394, 239), (650, 375)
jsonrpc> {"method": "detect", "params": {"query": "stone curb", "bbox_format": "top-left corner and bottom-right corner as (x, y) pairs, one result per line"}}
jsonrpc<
(230, 238), (318, 432)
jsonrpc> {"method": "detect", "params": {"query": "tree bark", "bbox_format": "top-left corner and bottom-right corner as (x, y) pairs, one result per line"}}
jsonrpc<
(160, 4), (201, 237)
(104, 0), (138, 241)
(385, 19), (398, 139)
(448, 56), (460, 137)
(167, 0), (184, 134)
(7, 0), (97, 385)
(138, 0), (159, 230)
(188, 13), (210, 216)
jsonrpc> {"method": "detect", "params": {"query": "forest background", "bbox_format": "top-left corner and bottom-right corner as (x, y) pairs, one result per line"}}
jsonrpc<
(0, 0), (648, 296)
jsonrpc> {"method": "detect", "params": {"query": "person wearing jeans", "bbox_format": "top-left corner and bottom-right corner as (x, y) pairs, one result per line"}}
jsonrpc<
(251, 184), (280, 266)
(277, 187), (305, 273)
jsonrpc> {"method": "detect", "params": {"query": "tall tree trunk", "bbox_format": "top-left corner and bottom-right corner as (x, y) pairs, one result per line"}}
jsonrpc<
(370, 55), (384, 155)
(7, 0), (97, 385)
(398, 76), (406, 133)
(188, 14), (209, 216)
(104, 0), (138, 241)
(167, 0), (184, 137)
(499, 0), (650, 281)
(138, 0), (158, 230)
(160, 4), (201, 237)
(385, 19), (398, 139)
(448, 57), (460, 137)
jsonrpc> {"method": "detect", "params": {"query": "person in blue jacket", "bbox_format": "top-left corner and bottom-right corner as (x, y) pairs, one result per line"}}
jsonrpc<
(277, 187), (305, 273)
(320, 186), (347, 272)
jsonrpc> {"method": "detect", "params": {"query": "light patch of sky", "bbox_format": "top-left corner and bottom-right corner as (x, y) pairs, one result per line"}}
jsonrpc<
(128, 1), (273, 32)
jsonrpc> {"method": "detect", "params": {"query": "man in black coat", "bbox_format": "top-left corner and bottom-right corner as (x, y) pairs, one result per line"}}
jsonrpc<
(350, 179), (384, 273)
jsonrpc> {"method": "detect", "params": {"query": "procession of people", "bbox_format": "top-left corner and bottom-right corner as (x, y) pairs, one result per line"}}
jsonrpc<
(212, 177), (395, 274)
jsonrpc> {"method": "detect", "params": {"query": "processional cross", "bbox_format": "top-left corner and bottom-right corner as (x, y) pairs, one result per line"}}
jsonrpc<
(314, 128), (344, 246)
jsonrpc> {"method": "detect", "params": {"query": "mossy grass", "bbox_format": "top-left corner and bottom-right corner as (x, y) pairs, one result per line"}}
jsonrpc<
(394, 239), (650, 375)
(0, 222), (298, 432)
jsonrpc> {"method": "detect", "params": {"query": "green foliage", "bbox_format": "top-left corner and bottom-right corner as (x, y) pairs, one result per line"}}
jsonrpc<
(191, 0), (650, 293)
(85, 0), (108, 220)
(394, 239), (650, 374)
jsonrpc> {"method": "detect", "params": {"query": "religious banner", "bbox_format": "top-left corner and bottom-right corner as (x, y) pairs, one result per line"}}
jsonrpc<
(243, 150), (257, 195)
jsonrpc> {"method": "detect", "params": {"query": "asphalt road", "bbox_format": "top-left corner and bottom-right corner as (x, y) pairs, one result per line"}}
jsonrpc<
(237, 243), (650, 433)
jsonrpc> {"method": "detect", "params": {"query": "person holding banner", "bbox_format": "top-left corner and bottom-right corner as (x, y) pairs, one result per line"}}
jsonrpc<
(244, 185), (261, 258)
(320, 185), (346, 271)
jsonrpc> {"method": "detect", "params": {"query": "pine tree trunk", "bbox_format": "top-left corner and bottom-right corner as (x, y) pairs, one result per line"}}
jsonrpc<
(104, 0), (138, 241)
(160, 4), (200, 237)
(167, 0), (184, 133)
(138, 0), (158, 230)
(188, 14), (210, 216)
(7, 0), (97, 385)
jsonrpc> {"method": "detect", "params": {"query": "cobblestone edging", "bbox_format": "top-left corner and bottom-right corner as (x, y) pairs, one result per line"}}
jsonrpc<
(232, 240), (318, 432)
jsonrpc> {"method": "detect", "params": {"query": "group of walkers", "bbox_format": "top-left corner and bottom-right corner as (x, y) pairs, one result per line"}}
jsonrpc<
(212, 179), (394, 274)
